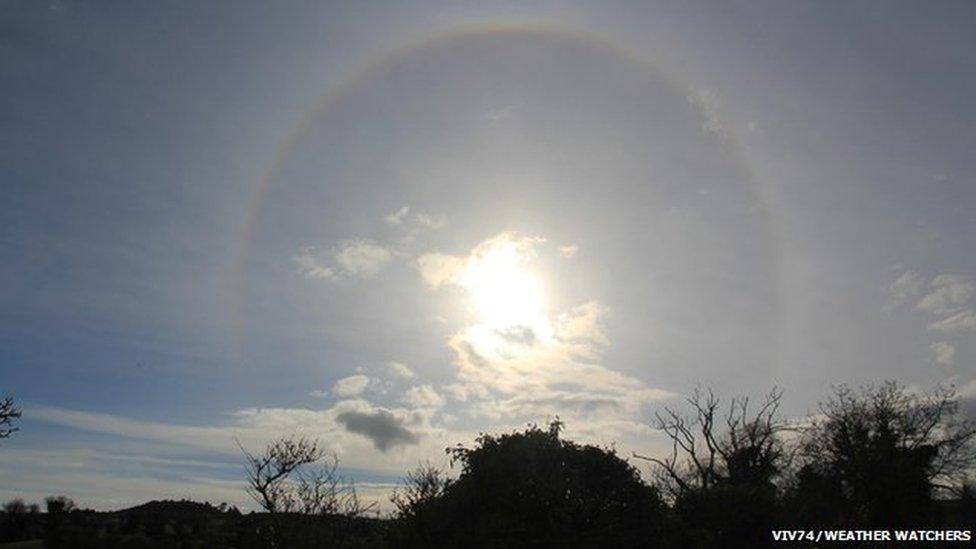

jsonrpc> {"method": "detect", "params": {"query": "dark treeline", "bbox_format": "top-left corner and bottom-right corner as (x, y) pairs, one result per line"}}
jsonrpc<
(2, 381), (974, 548)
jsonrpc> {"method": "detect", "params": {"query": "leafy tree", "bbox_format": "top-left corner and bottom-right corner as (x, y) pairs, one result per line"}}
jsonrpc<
(393, 421), (666, 548)
(791, 381), (976, 527)
(45, 496), (76, 515)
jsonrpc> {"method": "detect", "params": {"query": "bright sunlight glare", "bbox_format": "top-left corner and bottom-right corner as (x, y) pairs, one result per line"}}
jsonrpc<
(459, 239), (549, 334)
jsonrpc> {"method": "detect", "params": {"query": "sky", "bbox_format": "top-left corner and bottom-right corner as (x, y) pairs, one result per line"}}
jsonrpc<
(2, 0), (975, 511)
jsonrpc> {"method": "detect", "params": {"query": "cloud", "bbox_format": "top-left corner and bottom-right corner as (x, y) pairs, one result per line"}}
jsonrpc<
(417, 232), (545, 289)
(494, 325), (537, 346)
(416, 232), (674, 425)
(912, 273), (976, 333)
(385, 206), (446, 242)
(333, 240), (394, 278)
(332, 374), (372, 398)
(478, 390), (643, 418)
(30, 400), (443, 475)
(417, 253), (467, 287)
(916, 274), (975, 315)
(928, 309), (976, 333)
(293, 246), (336, 280)
(930, 341), (956, 366)
(687, 88), (728, 141)
(401, 385), (446, 409)
(559, 244), (579, 258)
(441, 382), (490, 402)
(384, 206), (410, 225)
(335, 407), (420, 452)
(385, 361), (415, 379)
(293, 240), (394, 281)
(447, 301), (671, 422)
(556, 301), (610, 349)
(884, 269), (925, 310)
(414, 213), (446, 230)
(485, 106), (514, 124)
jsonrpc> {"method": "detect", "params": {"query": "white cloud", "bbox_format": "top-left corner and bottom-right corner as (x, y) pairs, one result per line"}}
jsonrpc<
(416, 232), (673, 425)
(928, 309), (976, 333)
(916, 274), (975, 315)
(417, 252), (467, 287)
(930, 341), (956, 366)
(29, 400), (450, 476)
(293, 246), (336, 280)
(401, 385), (446, 409)
(333, 240), (394, 278)
(556, 301), (610, 350)
(884, 269), (925, 310)
(385, 206), (446, 242)
(385, 361), (416, 379)
(384, 206), (410, 225)
(559, 244), (579, 258)
(332, 374), (372, 397)
(418, 232), (545, 289)
(414, 213), (446, 229)
(441, 382), (489, 402)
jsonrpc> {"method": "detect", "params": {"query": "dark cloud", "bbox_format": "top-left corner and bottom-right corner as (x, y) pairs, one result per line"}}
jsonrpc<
(495, 325), (536, 346)
(336, 409), (420, 452)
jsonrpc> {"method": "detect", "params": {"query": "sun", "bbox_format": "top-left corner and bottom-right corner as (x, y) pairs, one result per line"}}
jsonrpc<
(459, 237), (549, 333)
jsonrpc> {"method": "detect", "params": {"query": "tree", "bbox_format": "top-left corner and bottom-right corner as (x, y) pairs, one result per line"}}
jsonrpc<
(2, 498), (37, 542)
(238, 435), (375, 548)
(0, 397), (21, 439)
(635, 387), (790, 548)
(43, 496), (75, 546)
(390, 461), (450, 519)
(793, 381), (976, 527)
(636, 387), (789, 497)
(389, 461), (451, 547)
(44, 496), (75, 515)
(240, 435), (326, 515)
(392, 421), (666, 548)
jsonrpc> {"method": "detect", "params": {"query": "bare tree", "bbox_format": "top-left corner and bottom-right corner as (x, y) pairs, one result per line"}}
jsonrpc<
(239, 435), (377, 547)
(294, 453), (375, 517)
(635, 387), (790, 499)
(0, 397), (21, 439)
(390, 461), (450, 518)
(239, 435), (326, 514)
(238, 434), (379, 516)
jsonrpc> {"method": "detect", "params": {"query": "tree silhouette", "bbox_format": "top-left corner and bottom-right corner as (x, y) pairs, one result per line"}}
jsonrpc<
(636, 387), (788, 497)
(636, 387), (790, 548)
(390, 420), (667, 548)
(0, 397), (21, 439)
(389, 461), (451, 547)
(791, 381), (976, 528)
(238, 435), (375, 548)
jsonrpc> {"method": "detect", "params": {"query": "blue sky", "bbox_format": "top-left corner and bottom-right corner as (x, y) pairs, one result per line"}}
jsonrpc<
(2, 0), (975, 510)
